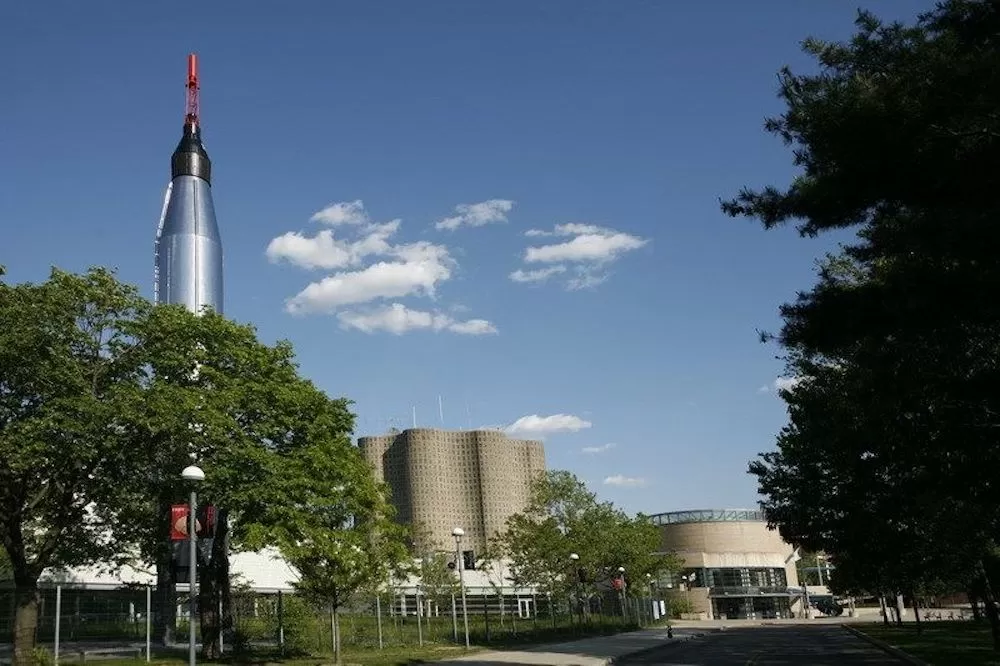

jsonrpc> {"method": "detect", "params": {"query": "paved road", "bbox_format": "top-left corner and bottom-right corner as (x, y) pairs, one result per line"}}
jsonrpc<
(617, 625), (905, 665)
(443, 628), (703, 666)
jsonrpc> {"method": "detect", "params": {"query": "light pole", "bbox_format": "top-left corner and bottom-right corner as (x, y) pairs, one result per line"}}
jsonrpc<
(181, 465), (205, 666)
(452, 527), (470, 649)
(645, 573), (652, 625)
(569, 553), (581, 623)
(680, 573), (694, 616)
(617, 567), (627, 621)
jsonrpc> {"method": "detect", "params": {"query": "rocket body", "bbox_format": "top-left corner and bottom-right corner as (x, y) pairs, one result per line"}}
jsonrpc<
(154, 59), (224, 314)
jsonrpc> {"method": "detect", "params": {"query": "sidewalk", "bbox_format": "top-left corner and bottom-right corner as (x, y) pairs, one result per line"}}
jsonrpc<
(438, 627), (704, 665)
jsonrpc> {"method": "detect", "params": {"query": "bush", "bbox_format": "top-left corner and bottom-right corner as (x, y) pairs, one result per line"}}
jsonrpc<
(668, 597), (693, 618)
(29, 647), (54, 666)
(274, 595), (317, 656)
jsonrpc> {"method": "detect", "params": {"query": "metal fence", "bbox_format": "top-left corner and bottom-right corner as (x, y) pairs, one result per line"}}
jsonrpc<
(0, 583), (670, 661)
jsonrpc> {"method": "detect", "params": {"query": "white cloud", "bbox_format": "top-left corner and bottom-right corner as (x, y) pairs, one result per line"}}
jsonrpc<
(337, 303), (497, 336)
(511, 223), (647, 290)
(310, 200), (369, 226)
(266, 221), (400, 270)
(775, 376), (801, 391)
(582, 443), (616, 454)
(603, 474), (647, 488)
(566, 268), (608, 290)
(270, 199), (496, 333)
(760, 376), (803, 394)
(509, 266), (567, 283)
(286, 241), (453, 314)
(435, 199), (515, 231)
(525, 226), (647, 264)
(505, 413), (593, 436)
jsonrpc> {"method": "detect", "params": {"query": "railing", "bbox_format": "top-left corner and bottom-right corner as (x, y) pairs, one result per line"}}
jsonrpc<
(647, 509), (765, 525)
(708, 586), (791, 597)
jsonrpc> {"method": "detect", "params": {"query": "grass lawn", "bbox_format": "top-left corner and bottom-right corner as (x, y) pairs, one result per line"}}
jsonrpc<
(861, 621), (1000, 666)
(78, 645), (480, 666)
(34, 617), (656, 665)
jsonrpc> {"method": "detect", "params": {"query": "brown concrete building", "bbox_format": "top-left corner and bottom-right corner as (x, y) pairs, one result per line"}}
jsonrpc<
(358, 428), (546, 555)
(651, 509), (804, 620)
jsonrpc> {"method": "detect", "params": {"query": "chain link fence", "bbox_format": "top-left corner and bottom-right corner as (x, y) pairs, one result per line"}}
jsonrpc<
(0, 582), (669, 661)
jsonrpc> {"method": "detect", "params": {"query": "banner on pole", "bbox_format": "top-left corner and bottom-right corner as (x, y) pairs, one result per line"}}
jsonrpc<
(170, 504), (189, 541)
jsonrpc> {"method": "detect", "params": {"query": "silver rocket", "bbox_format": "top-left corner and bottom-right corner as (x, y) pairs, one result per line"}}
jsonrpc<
(154, 54), (224, 314)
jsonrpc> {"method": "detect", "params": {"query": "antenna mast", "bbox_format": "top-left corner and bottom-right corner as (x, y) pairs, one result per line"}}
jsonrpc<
(185, 53), (200, 128)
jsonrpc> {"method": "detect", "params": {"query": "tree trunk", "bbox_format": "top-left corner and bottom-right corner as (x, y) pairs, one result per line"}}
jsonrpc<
(985, 599), (1000, 651)
(154, 497), (177, 646)
(912, 593), (922, 635)
(978, 563), (1000, 651)
(879, 595), (889, 625)
(332, 607), (342, 666)
(970, 591), (983, 622)
(893, 594), (904, 626)
(12, 577), (40, 666)
(199, 509), (229, 659)
(219, 512), (233, 649)
(198, 571), (219, 659)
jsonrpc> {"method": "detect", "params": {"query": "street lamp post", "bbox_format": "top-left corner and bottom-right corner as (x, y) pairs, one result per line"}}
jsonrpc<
(181, 465), (205, 666)
(645, 573), (652, 625)
(452, 528), (470, 649)
(569, 553), (581, 623)
(680, 573), (694, 616)
(617, 567), (627, 621)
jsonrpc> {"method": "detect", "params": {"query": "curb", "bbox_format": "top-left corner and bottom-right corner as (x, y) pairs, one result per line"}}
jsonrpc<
(841, 623), (930, 665)
(605, 632), (707, 664)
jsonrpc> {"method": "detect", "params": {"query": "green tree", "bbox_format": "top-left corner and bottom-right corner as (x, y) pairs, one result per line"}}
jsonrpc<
(723, 0), (1000, 645)
(493, 471), (680, 600)
(103, 303), (358, 656)
(272, 446), (412, 666)
(0, 267), (365, 661)
(417, 551), (460, 613)
(0, 268), (150, 666)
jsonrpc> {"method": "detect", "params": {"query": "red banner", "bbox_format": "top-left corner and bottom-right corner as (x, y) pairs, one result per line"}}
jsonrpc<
(170, 504), (190, 541)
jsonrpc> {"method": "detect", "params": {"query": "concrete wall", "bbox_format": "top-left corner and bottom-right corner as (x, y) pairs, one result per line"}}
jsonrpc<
(659, 519), (799, 589)
(359, 428), (546, 554)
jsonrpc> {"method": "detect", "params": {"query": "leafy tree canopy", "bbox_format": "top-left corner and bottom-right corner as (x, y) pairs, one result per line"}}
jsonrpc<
(723, 0), (1000, 616)
(0, 267), (365, 663)
(490, 471), (680, 595)
(275, 449), (412, 665)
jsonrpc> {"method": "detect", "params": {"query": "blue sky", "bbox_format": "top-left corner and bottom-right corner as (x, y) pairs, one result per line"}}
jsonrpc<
(1, 1), (932, 514)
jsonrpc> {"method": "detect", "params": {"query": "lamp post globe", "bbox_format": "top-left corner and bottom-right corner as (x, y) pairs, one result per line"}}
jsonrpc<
(451, 527), (465, 538)
(181, 465), (205, 482)
(569, 553), (579, 561)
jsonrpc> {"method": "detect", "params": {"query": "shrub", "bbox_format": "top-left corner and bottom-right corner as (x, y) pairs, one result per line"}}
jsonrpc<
(29, 647), (54, 666)
(668, 597), (693, 618)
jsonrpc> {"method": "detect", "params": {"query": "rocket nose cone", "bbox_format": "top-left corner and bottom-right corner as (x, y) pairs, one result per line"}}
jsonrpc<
(172, 123), (212, 183)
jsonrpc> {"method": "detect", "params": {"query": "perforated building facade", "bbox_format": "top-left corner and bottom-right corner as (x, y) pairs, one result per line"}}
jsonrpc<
(358, 428), (546, 554)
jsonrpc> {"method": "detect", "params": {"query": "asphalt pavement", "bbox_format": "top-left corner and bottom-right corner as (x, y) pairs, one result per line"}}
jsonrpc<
(617, 625), (906, 665)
